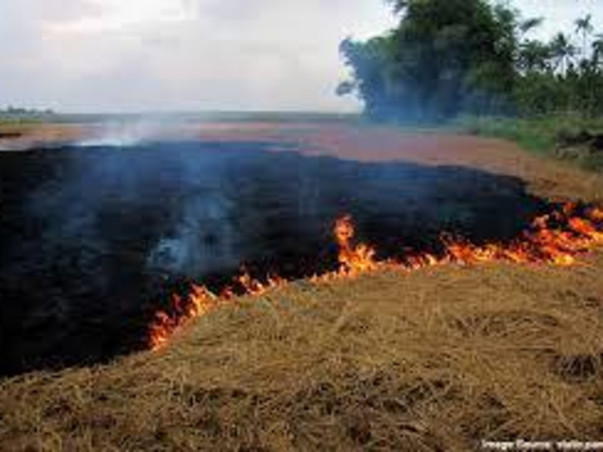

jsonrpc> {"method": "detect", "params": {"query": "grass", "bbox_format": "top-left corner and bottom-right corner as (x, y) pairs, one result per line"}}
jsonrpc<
(1, 254), (603, 451)
(453, 115), (603, 172)
(0, 114), (49, 126)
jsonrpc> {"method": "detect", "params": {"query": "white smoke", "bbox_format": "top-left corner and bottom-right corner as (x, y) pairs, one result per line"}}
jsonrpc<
(147, 194), (241, 276)
(76, 120), (169, 147)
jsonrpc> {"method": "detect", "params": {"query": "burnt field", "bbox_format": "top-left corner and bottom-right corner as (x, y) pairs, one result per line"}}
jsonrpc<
(0, 139), (551, 376)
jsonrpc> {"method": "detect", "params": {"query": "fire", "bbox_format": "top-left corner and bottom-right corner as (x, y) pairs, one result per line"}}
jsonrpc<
(333, 215), (379, 275)
(149, 284), (218, 350)
(148, 202), (603, 350)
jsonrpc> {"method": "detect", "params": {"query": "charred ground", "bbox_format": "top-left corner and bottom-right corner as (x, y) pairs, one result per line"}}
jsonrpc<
(0, 140), (550, 376)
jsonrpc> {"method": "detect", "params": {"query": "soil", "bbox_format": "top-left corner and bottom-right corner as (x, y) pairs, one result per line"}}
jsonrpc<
(4, 121), (603, 201)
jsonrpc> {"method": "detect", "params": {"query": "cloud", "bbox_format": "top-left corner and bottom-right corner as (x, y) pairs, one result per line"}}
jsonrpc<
(1, 0), (601, 112)
(47, 0), (197, 34)
(0, 0), (399, 111)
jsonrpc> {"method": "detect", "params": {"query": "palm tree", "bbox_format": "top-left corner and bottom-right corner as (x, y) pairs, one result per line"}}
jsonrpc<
(518, 40), (551, 73)
(550, 33), (577, 75)
(575, 14), (594, 56)
(519, 17), (544, 36)
(592, 33), (603, 67)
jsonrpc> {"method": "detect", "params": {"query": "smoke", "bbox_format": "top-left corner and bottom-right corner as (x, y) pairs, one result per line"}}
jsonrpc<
(75, 118), (177, 147)
(45, 143), (234, 272)
(17, 138), (548, 285)
(146, 184), (240, 276)
(0, 137), (550, 375)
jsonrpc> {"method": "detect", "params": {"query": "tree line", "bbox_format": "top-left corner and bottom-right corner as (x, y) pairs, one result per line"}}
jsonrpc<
(0, 106), (55, 117)
(338, 0), (603, 122)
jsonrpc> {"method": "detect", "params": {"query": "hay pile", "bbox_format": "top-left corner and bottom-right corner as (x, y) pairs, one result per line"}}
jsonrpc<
(2, 253), (603, 451)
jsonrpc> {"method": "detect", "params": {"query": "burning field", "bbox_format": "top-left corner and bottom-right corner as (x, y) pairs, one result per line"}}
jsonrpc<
(1, 123), (603, 450)
(149, 202), (603, 351)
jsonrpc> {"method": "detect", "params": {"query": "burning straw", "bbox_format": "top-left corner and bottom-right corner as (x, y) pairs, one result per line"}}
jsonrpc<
(149, 202), (603, 350)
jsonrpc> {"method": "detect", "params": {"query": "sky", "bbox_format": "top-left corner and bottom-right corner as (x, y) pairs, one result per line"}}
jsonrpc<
(0, 0), (602, 113)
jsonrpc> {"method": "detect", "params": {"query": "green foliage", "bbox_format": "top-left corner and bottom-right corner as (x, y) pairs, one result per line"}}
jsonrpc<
(454, 115), (603, 171)
(0, 106), (54, 125)
(339, 0), (603, 123)
(453, 116), (559, 153)
(340, 0), (517, 122)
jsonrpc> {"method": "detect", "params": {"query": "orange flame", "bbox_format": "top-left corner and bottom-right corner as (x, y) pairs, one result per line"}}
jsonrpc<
(334, 215), (379, 275)
(148, 284), (218, 350)
(148, 202), (603, 350)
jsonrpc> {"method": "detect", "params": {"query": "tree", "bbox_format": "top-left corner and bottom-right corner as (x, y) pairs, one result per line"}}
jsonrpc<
(519, 17), (544, 36)
(550, 33), (577, 74)
(592, 34), (603, 67)
(518, 40), (551, 73)
(339, 2), (603, 120)
(575, 14), (594, 56)
(339, 0), (519, 121)
(338, 36), (401, 120)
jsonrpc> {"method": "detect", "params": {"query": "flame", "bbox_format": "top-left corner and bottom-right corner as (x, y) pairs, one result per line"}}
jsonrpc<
(148, 284), (218, 350)
(334, 215), (379, 275)
(148, 202), (603, 350)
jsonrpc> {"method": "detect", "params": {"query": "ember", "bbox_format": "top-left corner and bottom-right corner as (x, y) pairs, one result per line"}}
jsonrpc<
(148, 202), (603, 350)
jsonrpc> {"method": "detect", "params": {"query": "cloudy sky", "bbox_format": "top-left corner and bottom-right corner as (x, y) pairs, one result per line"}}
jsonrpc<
(1, 0), (602, 113)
